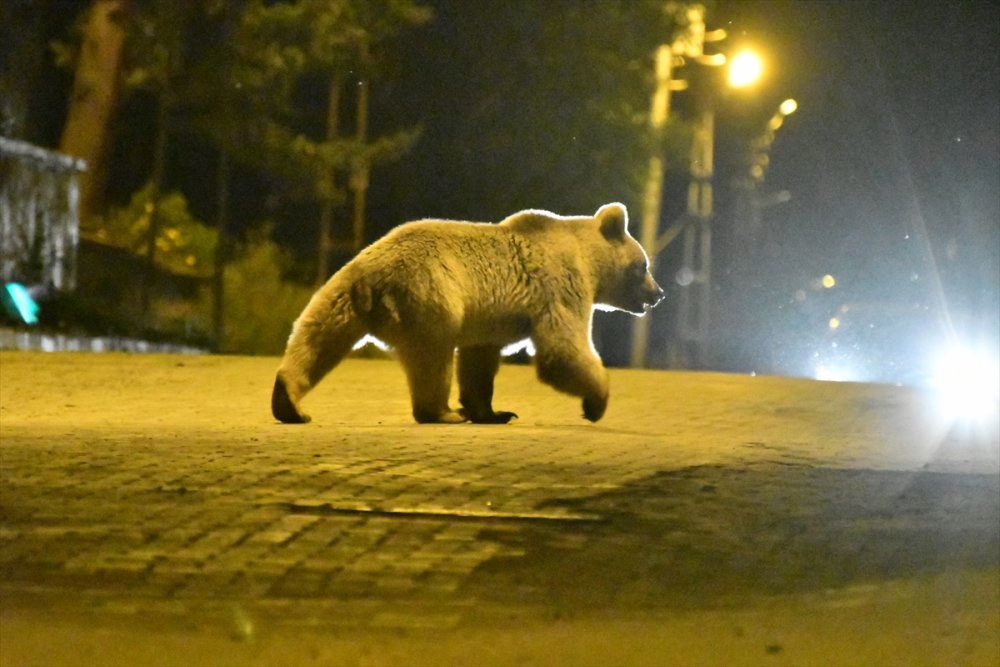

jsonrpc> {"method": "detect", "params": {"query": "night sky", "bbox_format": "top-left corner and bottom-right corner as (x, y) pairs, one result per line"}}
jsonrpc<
(714, 1), (999, 304)
(706, 0), (999, 370)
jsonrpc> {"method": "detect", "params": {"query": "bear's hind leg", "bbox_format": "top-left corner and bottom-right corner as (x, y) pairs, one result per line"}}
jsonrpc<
(397, 343), (465, 424)
(458, 345), (517, 424)
(273, 290), (365, 424)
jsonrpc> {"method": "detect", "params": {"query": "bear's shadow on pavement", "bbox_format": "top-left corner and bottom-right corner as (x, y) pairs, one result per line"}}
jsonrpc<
(467, 462), (1000, 610)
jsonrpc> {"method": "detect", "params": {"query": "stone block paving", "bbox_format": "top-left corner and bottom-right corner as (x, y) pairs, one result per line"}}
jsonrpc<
(1, 399), (668, 628)
(1, 445), (608, 628)
(1, 352), (997, 634)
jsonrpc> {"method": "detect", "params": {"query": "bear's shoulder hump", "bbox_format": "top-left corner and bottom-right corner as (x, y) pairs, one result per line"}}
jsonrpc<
(498, 209), (558, 233)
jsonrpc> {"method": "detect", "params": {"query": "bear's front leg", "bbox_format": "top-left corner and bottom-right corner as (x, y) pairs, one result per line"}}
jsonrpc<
(457, 345), (518, 424)
(536, 351), (609, 422)
(533, 313), (610, 422)
(397, 343), (466, 424)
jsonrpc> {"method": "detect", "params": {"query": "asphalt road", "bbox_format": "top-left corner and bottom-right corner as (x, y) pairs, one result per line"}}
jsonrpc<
(0, 351), (997, 666)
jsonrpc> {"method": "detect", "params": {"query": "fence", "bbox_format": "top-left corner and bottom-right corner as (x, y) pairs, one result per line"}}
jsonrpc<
(0, 136), (86, 290)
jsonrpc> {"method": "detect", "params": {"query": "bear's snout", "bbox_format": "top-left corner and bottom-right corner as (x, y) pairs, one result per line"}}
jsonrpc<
(644, 276), (665, 308)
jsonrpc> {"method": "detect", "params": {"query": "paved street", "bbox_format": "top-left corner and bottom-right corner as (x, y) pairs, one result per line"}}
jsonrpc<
(1, 351), (998, 666)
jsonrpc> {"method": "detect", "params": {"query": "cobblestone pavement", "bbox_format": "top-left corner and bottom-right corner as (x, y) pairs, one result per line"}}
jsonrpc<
(0, 352), (998, 666)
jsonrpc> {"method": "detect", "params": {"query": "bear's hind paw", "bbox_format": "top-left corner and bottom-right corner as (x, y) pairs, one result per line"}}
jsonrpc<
(414, 408), (467, 424)
(272, 376), (311, 424)
(461, 408), (518, 424)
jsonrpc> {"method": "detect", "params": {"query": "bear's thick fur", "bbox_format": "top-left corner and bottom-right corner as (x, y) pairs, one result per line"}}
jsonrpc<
(272, 203), (663, 424)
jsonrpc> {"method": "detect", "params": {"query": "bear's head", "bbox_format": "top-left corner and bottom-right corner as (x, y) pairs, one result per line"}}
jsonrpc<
(593, 203), (664, 315)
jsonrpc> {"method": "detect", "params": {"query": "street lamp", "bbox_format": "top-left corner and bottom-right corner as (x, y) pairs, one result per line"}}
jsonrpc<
(669, 48), (763, 368)
(726, 97), (799, 353)
(630, 4), (726, 368)
(630, 1), (769, 368)
(779, 98), (798, 116)
(750, 98), (799, 182)
(727, 50), (764, 88)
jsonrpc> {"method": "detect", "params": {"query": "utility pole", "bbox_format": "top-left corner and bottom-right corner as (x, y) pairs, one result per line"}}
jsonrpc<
(630, 3), (726, 368)
(674, 107), (714, 366)
(630, 43), (679, 368)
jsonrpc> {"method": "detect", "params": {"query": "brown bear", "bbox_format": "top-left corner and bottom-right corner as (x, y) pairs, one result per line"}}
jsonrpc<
(272, 203), (663, 424)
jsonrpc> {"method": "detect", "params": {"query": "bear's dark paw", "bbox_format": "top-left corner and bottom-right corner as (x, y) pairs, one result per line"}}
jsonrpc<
(468, 410), (518, 424)
(272, 376), (311, 424)
(582, 394), (607, 422)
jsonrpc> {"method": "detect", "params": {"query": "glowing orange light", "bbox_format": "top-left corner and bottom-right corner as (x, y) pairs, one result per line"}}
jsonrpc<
(728, 50), (763, 88)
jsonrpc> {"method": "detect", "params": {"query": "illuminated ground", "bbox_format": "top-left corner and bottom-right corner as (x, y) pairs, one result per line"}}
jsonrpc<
(1, 351), (997, 666)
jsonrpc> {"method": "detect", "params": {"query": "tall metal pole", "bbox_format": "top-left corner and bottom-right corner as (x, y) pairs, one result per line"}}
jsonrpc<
(675, 108), (714, 366)
(631, 3), (726, 368)
(630, 44), (675, 369)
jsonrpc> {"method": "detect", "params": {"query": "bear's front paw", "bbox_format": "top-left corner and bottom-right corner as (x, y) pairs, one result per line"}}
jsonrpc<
(582, 393), (608, 422)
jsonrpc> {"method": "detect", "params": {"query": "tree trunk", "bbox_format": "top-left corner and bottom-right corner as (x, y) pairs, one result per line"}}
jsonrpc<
(350, 40), (371, 252)
(213, 149), (230, 350)
(315, 75), (342, 286)
(139, 85), (170, 328)
(58, 0), (129, 234)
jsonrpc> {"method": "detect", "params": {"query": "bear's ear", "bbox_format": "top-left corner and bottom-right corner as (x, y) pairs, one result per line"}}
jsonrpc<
(597, 203), (628, 241)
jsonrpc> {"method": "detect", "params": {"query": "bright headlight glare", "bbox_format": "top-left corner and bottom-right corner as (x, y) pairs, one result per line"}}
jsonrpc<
(815, 363), (855, 383)
(931, 346), (1000, 421)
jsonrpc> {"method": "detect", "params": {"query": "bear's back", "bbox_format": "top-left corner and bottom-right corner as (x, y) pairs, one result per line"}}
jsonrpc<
(355, 219), (542, 303)
(366, 220), (521, 275)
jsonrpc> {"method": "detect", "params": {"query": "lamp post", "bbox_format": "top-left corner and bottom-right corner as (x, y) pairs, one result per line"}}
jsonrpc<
(672, 49), (764, 368)
(673, 104), (715, 366)
(728, 98), (798, 325)
(732, 98), (799, 253)
(630, 3), (764, 368)
(630, 3), (726, 368)
(631, 35), (763, 368)
(631, 44), (688, 368)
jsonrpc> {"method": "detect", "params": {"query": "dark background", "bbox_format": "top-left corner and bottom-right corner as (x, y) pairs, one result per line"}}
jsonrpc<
(5, 0), (998, 374)
(368, 0), (1000, 372)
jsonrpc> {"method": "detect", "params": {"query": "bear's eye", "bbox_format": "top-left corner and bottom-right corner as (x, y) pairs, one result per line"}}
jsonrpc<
(628, 261), (646, 280)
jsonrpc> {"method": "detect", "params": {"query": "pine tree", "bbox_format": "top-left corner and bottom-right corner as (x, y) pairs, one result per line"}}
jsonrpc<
(229, 0), (430, 284)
